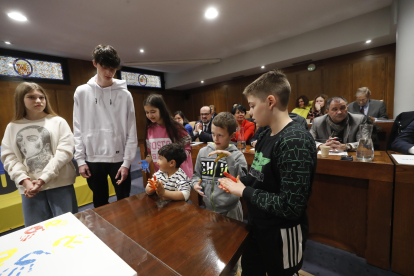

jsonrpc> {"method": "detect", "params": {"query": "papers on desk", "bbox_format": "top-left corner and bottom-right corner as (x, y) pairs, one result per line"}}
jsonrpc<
(375, 119), (395, 122)
(250, 148), (255, 151)
(0, 213), (137, 276)
(190, 142), (204, 146)
(392, 154), (414, 165)
(318, 151), (348, 156)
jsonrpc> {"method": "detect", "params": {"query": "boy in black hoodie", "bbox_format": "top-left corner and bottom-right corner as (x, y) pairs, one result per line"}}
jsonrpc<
(219, 70), (317, 276)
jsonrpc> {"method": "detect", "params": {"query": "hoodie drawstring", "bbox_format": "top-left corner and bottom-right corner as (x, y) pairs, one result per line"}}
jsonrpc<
(94, 84), (112, 105)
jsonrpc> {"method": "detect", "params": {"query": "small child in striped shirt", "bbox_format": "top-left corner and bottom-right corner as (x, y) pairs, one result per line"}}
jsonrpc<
(145, 143), (191, 201)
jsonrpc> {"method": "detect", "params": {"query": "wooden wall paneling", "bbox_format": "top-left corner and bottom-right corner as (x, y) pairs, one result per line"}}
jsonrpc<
(226, 81), (243, 111)
(192, 90), (205, 121)
(352, 57), (386, 102)
(203, 86), (216, 112)
(130, 91), (146, 141)
(0, 88), (15, 141)
(67, 59), (96, 87)
(180, 91), (195, 122)
(296, 70), (323, 103)
(239, 76), (257, 108)
(386, 54), (395, 119)
(322, 64), (352, 102)
(285, 72), (298, 112)
(45, 89), (59, 115)
(55, 90), (75, 131)
(214, 84), (229, 114)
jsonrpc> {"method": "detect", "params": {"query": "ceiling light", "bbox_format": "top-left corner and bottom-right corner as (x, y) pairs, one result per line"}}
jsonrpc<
(140, 49), (144, 53)
(4, 41), (11, 45)
(205, 7), (218, 19)
(366, 40), (371, 44)
(261, 66), (265, 69)
(7, 12), (27, 22)
(201, 81), (204, 83)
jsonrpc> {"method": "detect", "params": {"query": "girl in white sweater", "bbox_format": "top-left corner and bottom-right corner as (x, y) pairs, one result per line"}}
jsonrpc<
(1, 82), (77, 226)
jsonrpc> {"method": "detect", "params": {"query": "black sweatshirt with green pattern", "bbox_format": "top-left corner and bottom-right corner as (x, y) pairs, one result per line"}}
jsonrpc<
(241, 121), (317, 228)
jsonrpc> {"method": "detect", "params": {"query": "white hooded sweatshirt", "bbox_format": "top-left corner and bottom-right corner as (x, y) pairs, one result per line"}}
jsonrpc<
(73, 76), (138, 168)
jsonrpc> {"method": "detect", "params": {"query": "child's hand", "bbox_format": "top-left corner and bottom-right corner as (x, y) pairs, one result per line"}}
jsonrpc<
(208, 150), (231, 162)
(22, 180), (36, 198)
(30, 179), (45, 195)
(194, 179), (207, 198)
(218, 175), (245, 197)
(155, 180), (165, 196)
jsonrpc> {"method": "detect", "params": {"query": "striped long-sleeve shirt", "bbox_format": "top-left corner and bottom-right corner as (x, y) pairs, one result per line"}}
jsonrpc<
(146, 168), (191, 201)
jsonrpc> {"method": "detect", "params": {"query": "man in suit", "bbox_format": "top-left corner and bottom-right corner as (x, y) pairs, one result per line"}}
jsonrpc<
(210, 105), (218, 119)
(193, 106), (213, 142)
(347, 87), (388, 120)
(391, 120), (414, 154)
(310, 97), (367, 151)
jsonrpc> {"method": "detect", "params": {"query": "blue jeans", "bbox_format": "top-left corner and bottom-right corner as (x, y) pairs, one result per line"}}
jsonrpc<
(21, 184), (78, 227)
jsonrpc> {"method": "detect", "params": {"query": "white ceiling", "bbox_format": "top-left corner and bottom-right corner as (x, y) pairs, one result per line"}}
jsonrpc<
(1, 0), (392, 76)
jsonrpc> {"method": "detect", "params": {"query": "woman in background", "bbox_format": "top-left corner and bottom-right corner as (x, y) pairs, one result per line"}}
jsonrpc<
(174, 110), (193, 136)
(291, 95), (311, 118)
(231, 105), (255, 144)
(307, 94), (328, 122)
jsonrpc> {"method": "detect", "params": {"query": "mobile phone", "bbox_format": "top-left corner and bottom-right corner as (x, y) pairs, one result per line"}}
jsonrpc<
(340, 155), (353, 161)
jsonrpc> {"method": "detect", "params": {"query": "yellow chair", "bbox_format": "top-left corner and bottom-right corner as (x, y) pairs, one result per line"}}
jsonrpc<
(0, 173), (115, 233)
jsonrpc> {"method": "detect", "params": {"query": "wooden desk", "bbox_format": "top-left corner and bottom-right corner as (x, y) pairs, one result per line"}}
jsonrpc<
(75, 192), (250, 276)
(192, 144), (394, 269)
(309, 151), (394, 269)
(388, 151), (414, 276)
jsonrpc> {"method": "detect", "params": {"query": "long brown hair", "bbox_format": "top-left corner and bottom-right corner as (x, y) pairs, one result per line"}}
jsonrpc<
(12, 82), (57, 122)
(311, 94), (328, 114)
(143, 94), (186, 154)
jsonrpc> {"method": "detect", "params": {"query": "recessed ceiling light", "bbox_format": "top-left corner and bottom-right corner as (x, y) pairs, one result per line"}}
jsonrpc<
(4, 41), (11, 45)
(261, 66), (265, 69)
(366, 40), (371, 44)
(205, 7), (218, 19)
(7, 12), (27, 22)
(140, 49), (144, 53)
(201, 80), (204, 83)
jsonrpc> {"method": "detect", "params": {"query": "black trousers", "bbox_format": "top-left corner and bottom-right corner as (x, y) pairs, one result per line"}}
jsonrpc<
(241, 221), (308, 276)
(86, 161), (131, 208)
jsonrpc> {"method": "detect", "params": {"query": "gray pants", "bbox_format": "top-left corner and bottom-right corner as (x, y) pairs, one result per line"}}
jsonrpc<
(21, 184), (78, 227)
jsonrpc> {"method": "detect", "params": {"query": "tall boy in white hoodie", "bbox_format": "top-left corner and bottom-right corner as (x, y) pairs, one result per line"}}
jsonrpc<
(73, 44), (138, 208)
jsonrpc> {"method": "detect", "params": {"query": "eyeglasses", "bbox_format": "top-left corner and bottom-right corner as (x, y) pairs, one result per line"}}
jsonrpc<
(200, 113), (210, 116)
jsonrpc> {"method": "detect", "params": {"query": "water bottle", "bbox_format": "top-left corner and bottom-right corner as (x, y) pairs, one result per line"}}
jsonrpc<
(237, 127), (246, 152)
(356, 124), (374, 162)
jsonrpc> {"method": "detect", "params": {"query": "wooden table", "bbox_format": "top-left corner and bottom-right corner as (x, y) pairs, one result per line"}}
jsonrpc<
(309, 150), (394, 270)
(75, 192), (250, 276)
(388, 151), (414, 276)
(192, 144), (394, 269)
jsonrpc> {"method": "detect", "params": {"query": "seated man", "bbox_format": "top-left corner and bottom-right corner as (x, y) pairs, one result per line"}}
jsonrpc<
(310, 97), (367, 151)
(391, 120), (414, 154)
(348, 87), (388, 120)
(193, 106), (213, 143)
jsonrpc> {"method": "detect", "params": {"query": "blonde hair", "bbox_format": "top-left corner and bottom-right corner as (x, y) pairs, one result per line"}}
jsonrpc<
(242, 69), (291, 108)
(12, 82), (57, 121)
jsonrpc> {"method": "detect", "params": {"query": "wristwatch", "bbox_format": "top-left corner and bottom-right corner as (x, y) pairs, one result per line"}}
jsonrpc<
(346, 144), (352, 151)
